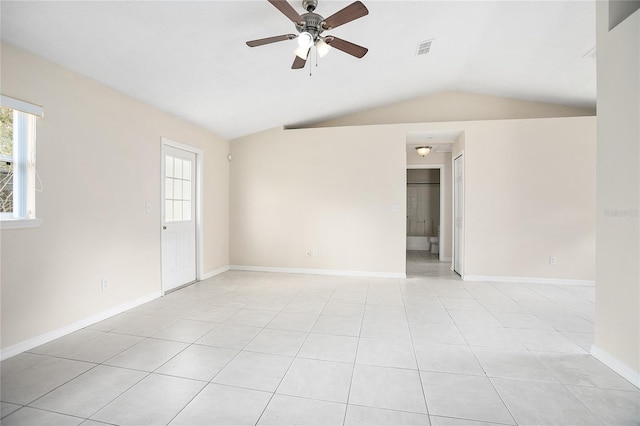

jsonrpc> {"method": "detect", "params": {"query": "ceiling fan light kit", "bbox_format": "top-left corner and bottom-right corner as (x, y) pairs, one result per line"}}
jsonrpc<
(246, 0), (369, 69)
(316, 39), (331, 57)
(297, 31), (314, 48)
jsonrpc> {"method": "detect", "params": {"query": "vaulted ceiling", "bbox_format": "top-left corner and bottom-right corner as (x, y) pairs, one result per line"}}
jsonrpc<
(0, 1), (596, 139)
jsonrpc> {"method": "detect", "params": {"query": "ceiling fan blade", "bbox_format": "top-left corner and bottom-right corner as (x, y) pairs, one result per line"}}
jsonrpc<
(322, 1), (369, 30)
(325, 36), (368, 58)
(246, 34), (296, 47)
(268, 0), (303, 24)
(292, 52), (308, 69)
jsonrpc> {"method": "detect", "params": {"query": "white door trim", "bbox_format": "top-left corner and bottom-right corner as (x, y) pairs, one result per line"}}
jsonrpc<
(452, 152), (465, 276)
(406, 164), (447, 262)
(160, 137), (204, 294)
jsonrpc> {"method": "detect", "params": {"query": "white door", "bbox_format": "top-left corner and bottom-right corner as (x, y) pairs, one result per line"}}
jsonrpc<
(162, 145), (197, 292)
(453, 154), (464, 275)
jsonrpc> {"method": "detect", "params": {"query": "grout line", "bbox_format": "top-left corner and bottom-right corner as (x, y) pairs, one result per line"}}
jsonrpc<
(6, 406), (88, 423)
(429, 413), (516, 426)
(253, 278), (335, 426)
(341, 279), (368, 426)
(400, 282), (432, 418)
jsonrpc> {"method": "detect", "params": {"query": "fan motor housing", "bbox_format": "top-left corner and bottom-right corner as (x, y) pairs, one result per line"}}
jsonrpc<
(296, 12), (324, 37)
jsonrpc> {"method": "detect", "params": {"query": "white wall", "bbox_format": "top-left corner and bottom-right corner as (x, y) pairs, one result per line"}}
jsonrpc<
(0, 43), (230, 353)
(230, 117), (595, 281)
(593, 3), (640, 386)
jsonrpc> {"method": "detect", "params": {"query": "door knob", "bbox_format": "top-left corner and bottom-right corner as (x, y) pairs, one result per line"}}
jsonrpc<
(163, 226), (167, 230)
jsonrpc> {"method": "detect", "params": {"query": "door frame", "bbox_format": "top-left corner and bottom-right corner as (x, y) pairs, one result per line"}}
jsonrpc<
(160, 137), (204, 294)
(406, 164), (447, 262)
(452, 152), (464, 276)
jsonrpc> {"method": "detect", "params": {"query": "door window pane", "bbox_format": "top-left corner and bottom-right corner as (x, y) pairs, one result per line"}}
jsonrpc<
(174, 158), (183, 179)
(165, 178), (173, 199)
(183, 181), (191, 201)
(174, 179), (183, 199)
(173, 200), (183, 221)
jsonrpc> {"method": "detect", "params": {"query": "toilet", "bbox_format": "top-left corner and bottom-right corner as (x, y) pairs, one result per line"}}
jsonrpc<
(429, 236), (439, 254)
(429, 224), (440, 254)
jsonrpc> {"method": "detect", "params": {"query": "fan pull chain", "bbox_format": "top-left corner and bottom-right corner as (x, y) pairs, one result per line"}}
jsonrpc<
(308, 47), (319, 77)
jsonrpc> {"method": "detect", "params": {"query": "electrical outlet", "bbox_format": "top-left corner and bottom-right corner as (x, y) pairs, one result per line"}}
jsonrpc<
(549, 256), (557, 265)
(101, 278), (110, 291)
(312, 249), (319, 257)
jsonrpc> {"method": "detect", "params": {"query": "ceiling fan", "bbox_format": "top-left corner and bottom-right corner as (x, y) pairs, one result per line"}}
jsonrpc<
(246, 0), (369, 69)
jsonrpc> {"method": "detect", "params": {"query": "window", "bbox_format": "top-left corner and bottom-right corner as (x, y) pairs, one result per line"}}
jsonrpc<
(0, 95), (44, 229)
(164, 155), (193, 222)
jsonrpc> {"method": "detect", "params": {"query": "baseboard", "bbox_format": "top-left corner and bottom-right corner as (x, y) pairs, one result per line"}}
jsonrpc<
(591, 345), (640, 389)
(440, 257), (452, 262)
(463, 275), (595, 286)
(201, 265), (230, 280)
(230, 265), (406, 279)
(0, 291), (161, 361)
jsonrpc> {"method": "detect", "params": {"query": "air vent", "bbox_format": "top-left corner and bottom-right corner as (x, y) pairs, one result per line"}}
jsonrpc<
(416, 39), (434, 56)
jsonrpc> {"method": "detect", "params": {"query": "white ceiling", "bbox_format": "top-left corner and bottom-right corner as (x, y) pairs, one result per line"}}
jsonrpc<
(0, 1), (596, 140)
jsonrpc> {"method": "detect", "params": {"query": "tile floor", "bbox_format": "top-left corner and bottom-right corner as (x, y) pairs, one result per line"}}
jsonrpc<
(1, 252), (638, 425)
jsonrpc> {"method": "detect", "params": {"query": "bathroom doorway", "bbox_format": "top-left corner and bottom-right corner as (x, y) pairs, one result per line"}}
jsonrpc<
(406, 165), (445, 275)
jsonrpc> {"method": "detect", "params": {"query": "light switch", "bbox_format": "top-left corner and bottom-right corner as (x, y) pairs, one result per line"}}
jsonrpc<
(391, 204), (401, 213)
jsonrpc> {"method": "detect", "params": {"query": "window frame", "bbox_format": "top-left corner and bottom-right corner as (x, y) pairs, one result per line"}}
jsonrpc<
(0, 95), (44, 230)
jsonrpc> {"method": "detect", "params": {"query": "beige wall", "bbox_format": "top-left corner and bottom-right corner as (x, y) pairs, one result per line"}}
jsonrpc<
(302, 91), (595, 129)
(230, 117), (595, 281)
(230, 126), (407, 275)
(594, 3), (640, 385)
(0, 43), (230, 351)
(464, 118), (596, 280)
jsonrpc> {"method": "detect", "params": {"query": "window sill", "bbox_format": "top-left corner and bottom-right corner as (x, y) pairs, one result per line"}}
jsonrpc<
(0, 218), (43, 230)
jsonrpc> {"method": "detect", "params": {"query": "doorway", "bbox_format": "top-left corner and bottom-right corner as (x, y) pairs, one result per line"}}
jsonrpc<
(406, 165), (446, 275)
(453, 153), (464, 276)
(161, 139), (201, 293)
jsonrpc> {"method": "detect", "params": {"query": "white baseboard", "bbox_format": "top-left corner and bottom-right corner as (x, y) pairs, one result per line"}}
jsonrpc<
(591, 345), (640, 389)
(440, 257), (452, 262)
(0, 291), (161, 361)
(201, 265), (230, 280)
(230, 265), (406, 279)
(463, 275), (595, 286)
